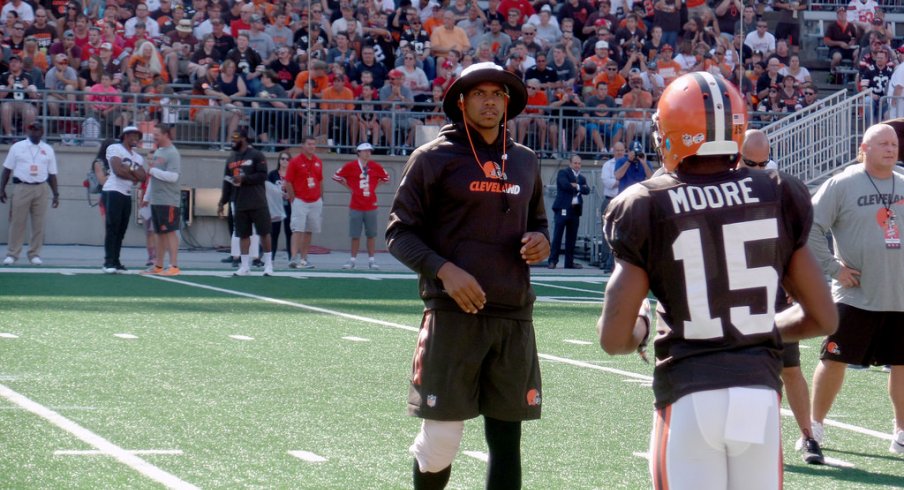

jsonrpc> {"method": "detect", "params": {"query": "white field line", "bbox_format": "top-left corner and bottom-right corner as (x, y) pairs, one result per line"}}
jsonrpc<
(0, 333), (19, 338)
(55, 449), (183, 456)
(0, 384), (198, 490)
(288, 450), (327, 463)
(342, 336), (370, 342)
(563, 339), (594, 345)
(147, 276), (892, 444)
(532, 281), (604, 295)
(463, 450), (489, 462)
(114, 333), (138, 340)
(229, 335), (254, 341)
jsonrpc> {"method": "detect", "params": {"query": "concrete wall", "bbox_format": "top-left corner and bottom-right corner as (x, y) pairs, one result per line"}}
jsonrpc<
(0, 145), (585, 253)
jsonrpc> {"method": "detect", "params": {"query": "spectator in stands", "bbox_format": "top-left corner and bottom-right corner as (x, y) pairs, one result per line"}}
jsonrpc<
(777, 74), (803, 112)
(457, 3), (486, 48)
(531, 5), (561, 50)
(293, 59), (330, 99)
(0, 0), (32, 28)
(190, 69), (236, 149)
(250, 70), (290, 149)
(501, 7), (523, 41)
(673, 40), (697, 72)
(79, 54), (104, 90)
(86, 72), (126, 136)
(327, 31), (356, 68)
(210, 16), (236, 60)
(548, 84), (584, 157)
(824, 6), (859, 77)
(780, 54), (812, 85)
(50, 30), (82, 62)
(621, 72), (653, 145)
(744, 18), (775, 58)
(189, 34), (221, 82)
(859, 16), (891, 51)
(641, 25), (664, 60)
(4, 20), (26, 58)
(654, 0), (682, 50)
(266, 11), (293, 49)
(21, 36), (47, 72)
(380, 69), (420, 153)
(127, 39), (168, 87)
(584, 1), (615, 40)
(576, 81), (615, 158)
(550, 46), (577, 89)
(641, 61), (666, 102)
(757, 84), (785, 123)
(56, 2), (80, 39)
(355, 83), (381, 147)
(858, 34), (895, 70)
(889, 50), (904, 119)
(163, 21), (197, 84)
(215, 59), (247, 107)
(773, 1), (806, 55)
(44, 53), (78, 128)
(614, 13), (645, 52)
(268, 45), (300, 93)
(593, 60), (625, 98)
(349, 45), (388, 90)
(0, 54), (37, 139)
(757, 57), (784, 101)
(515, 78), (550, 156)
(229, 2), (254, 39)
(619, 42), (647, 76)
(713, 0), (743, 42)
(125, 3), (160, 40)
(24, 8), (55, 52)
(860, 49), (894, 120)
(431, 9), (471, 58)
(225, 33), (263, 96)
(398, 50), (429, 97)
(846, 0), (880, 34)
(525, 51), (558, 91)
(247, 15), (275, 62)
(319, 73), (356, 148)
(799, 86), (820, 109)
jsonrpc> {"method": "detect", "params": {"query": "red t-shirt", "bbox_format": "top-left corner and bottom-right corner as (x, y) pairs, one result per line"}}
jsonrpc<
(285, 153), (323, 203)
(332, 159), (389, 211)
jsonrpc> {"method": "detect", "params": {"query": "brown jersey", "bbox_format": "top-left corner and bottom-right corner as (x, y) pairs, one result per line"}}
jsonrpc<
(604, 167), (812, 408)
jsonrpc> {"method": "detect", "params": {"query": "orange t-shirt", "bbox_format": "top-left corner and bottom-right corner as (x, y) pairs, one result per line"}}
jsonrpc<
(591, 72), (626, 98)
(524, 90), (548, 114)
(656, 60), (683, 85)
(294, 71), (330, 96)
(622, 90), (653, 119)
(320, 86), (355, 111)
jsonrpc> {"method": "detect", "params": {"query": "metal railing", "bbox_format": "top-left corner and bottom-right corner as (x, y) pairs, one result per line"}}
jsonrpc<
(762, 88), (875, 185)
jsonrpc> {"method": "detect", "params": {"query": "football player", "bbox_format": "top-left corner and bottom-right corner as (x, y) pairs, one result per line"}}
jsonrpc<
(597, 72), (838, 489)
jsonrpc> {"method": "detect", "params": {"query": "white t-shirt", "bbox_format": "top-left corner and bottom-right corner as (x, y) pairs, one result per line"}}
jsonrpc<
(744, 31), (776, 55)
(2, 139), (56, 183)
(887, 63), (904, 119)
(102, 143), (144, 196)
(846, 0), (879, 26)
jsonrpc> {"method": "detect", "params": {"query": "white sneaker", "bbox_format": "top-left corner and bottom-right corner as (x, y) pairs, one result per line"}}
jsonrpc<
(795, 437), (806, 452)
(263, 265), (274, 276)
(288, 257), (299, 269)
(2, 256), (14, 265)
(341, 260), (356, 270)
(102, 266), (117, 274)
(300, 259), (315, 269)
(811, 420), (824, 445)
(29, 256), (42, 265)
(233, 267), (251, 277)
(368, 261), (380, 270)
(891, 428), (904, 454)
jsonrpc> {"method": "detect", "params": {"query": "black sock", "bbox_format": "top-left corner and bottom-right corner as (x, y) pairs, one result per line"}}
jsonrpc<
(412, 459), (451, 490)
(484, 417), (522, 490)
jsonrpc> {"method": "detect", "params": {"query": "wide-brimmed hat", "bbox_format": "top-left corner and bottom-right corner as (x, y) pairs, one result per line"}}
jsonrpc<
(176, 19), (193, 33)
(442, 62), (527, 123)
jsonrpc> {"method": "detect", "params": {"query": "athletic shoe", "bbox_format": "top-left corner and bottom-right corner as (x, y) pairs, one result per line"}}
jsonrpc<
(159, 266), (181, 276)
(811, 421), (824, 445)
(802, 438), (825, 464)
(891, 428), (904, 454)
(299, 260), (315, 269)
(263, 265), (273, 276)
(220, 256), (235, 263)
(2, 256), (14, 265)
(369, 261), (380, 270)
(102, 265), (117, 274)
(114, 264), (128, 274)
(140, 265), (164, 275)
(341, 260), (356, 270)
(233, 267), (250, 277)
(252, 258), (265, 267)
(145, 260), (154, 267)
(883, 365), (892, 373)
(288, 256), (300, 269)
(29, 256), (42, 265)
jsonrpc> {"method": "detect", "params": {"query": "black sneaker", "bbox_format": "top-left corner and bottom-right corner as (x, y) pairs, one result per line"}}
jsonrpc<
(114, 263), (128, 274)
(221, 256), (236, 263)
(803, 437), (825, 465)
(252, 258), (264, 267)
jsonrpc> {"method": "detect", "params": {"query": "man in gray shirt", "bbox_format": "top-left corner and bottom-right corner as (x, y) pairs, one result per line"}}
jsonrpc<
(44, 53), (79, 131)
(143, 124), (182, 275)
(807, 123), (904, 455)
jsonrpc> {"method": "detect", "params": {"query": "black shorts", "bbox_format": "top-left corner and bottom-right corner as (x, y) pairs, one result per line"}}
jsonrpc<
(820, 303), (904, 366)
(408, 309), (542, 422)
(775, 22), (800, 47)
(150, 205), (181, 233)
(234, 207), (271, 238)
(781, 341), (800, 368)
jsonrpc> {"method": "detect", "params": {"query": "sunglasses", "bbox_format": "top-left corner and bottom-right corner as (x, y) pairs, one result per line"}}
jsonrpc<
(742, 157), (769, 168)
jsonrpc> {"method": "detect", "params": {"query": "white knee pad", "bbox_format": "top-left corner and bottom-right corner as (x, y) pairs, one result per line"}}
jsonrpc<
(410, 419), (465, 473)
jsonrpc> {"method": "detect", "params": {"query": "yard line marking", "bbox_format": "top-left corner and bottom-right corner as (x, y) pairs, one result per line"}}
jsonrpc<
(0, 383), (198, 490)
(563, 339), (593, 345)
(148, 276), (893, 445)
(463, 450), (488, 462)
(147, 275), (419, 333)
(632, 451), (650, 460)
(532, 281), (603, 295)
(288, 450), (327, 463)
(536, 296), (601, 304)
(823, 456), (856, 468)
(229, 335), (254, 341)
(0, 333), (19, 339)
(114, 333), (138, 340)
(777, 408), (893, 441)
(55, 449), (184, 456)
(342, 336), (370, 342)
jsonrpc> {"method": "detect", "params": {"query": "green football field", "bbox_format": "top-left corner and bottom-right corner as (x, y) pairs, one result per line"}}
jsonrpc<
(1, 271), (901, 489)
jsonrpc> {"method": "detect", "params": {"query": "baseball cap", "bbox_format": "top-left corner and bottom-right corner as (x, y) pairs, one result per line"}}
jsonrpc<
(26, 121), (43, 130)
(661, 44), (673, 51)
(388, 69), (404, 79)
(540, 4), (552, 12)
(121, 125), (142, 137)
(100, 42), (113, 50)
(250, 14), (262, 22)
(595, 40), (609, 50)
(356, 142), (374, 152)
(8, 54), (21, 62)
(836, 6), (847, 12)
(63, 30), (75, 38)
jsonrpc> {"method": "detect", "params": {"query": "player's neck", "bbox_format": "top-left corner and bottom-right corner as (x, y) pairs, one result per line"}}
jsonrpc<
(864, 162), (894, 179)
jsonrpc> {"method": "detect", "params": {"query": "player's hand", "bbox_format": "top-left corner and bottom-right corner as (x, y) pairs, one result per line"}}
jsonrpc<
(520, 231), (550, 264)
(132, 166), (147, 182)
(51, 194), (59, 208)
(437, 262), (486, 314)
(232, 173), (243, 185)
(837, 265), (861, 288)
(217, 203), (225, 218)
(0, 190), (6, 203)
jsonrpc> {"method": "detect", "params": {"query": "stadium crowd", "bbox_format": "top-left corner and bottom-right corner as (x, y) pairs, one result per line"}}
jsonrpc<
(0, 0), (899, 156)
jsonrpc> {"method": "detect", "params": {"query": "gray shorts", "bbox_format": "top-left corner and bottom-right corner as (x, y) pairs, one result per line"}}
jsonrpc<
(290, 198), (322, 233)
(348, 209), (377, 238)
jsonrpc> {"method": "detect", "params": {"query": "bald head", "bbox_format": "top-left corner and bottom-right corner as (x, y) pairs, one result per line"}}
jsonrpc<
(740, 129), (770, 168)
(859, 123), (898, 175)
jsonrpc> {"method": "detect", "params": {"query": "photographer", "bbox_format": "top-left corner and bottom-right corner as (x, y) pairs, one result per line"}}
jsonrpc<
(613, 140), (652, 193)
